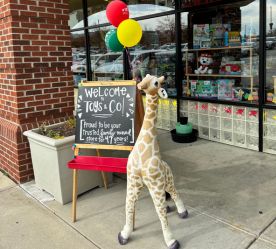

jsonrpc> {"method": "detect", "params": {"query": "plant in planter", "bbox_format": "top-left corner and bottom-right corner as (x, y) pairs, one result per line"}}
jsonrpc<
(24, 118), (103, 205)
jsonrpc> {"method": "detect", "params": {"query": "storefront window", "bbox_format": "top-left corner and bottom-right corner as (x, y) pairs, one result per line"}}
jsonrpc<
(71, 31), (86, 86)
(89, 27), (124, 81)
(130, 15), (176, 97)
(182, 0), (260, 104)
(266, 0), (276, 104)
(69, 0), (83, 29)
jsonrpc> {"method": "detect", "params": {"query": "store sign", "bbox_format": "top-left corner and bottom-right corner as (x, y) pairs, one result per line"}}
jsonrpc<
(75, 81), (136, 146)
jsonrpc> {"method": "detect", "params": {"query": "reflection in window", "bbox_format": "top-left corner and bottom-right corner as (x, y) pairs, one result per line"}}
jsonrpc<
(84, 1), (174, 27)
(129, 15), (176, 97)
(89, 28), (124, 81)
(181, 0), (259, 104)
(71, 31), (86, 87)
(266, 0), (276, 104)
(69, 0), (83, 29)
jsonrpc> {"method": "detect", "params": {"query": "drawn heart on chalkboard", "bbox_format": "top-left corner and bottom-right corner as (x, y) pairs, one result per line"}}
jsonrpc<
(158, 88), (168, 99)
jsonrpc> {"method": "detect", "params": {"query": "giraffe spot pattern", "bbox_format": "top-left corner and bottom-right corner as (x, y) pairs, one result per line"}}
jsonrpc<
(123, 90), (185, 247)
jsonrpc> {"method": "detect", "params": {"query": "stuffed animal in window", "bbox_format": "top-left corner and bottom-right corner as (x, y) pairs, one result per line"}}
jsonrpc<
(194, 53), (213, 74)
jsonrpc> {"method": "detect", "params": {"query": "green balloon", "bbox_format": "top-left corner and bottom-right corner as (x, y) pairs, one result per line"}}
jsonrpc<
(105, 29), (123, 52)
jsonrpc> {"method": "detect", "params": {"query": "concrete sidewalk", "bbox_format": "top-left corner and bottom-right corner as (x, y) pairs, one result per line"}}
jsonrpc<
(1, 131), (276, 249)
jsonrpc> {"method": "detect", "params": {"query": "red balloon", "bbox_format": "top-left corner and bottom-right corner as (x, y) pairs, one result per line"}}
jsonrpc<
(106, 0), (129, 27)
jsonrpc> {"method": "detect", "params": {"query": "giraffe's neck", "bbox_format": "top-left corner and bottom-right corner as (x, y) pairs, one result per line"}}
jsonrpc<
(143, 94), (158, 127)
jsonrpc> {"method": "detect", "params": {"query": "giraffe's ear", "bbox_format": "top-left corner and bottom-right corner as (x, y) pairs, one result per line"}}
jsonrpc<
(158, 88), (168, 99)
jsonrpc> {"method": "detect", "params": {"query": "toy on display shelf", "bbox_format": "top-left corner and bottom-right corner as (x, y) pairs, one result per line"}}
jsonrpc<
(232, 87), (258, 101)
(267, 92), (276, 103)
(193, 24), (210, 49)
(182, 80), (191, 96)
(228, 31), (241, 47)
(217, 79), (234, 100)
(209, 24), (231, 48)
(190, 79), (218, 98)
(194, 53), (213, 74)
(219, 57), (242, 75)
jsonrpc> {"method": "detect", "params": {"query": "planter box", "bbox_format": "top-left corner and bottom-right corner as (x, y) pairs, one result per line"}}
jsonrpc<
(24, 123), (103, 204)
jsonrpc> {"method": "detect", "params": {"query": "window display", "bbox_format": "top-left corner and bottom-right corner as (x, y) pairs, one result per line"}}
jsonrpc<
(182, 0), (260, 103)
(69, 0), (276, 153)
(266, 0), (276, 104)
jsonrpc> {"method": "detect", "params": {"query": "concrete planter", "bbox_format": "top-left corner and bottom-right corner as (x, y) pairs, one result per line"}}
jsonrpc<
(24, 123), (102, 204)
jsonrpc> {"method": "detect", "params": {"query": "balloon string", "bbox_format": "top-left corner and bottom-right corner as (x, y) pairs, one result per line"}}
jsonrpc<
(125, 48), (132, 71)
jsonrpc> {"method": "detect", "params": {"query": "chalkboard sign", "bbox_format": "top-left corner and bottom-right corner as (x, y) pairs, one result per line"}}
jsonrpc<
(75, 81), (136, 147)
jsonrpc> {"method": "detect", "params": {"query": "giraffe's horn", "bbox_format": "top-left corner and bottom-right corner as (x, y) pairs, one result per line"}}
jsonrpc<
(158, 76), (165, 84)
(137, 80), (148, 90)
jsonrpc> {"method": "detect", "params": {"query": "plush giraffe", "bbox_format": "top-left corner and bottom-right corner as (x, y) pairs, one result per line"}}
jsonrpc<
(118, 74), (188, 249)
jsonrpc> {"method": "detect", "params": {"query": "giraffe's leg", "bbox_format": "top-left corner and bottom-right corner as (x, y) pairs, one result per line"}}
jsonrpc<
(164, 162), (188, 219)
(118, 175), (143, 245)
(148, 187), (180, 249)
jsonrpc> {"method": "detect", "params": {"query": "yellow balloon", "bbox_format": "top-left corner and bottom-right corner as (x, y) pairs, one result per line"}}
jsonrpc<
(117, 19), (142, 48)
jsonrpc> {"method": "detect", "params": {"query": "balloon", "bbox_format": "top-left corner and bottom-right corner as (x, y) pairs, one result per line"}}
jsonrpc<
(117, 19), (142, 47)
(105, 30), (124, 52)
(106, 0), (129, 27)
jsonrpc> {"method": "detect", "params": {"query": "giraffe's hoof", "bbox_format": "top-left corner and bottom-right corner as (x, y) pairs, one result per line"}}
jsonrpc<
(118, 232), (128, 245)
(179, 209), (189, 219)
(169, 240), (180, 249)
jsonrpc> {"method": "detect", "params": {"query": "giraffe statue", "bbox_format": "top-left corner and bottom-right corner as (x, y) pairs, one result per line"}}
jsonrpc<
(118, 74), (188, 249)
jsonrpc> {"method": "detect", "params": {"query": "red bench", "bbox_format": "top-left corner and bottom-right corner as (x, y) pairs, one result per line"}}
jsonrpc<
(68, 156), (128, 173)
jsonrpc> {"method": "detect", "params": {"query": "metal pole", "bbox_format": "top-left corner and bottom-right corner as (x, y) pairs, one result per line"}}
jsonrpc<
(175, 0), (183, 122)
(258, 0), (266, 152)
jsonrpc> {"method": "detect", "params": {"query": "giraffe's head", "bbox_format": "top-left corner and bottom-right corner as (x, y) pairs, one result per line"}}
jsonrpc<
(137, 74), (168, 99)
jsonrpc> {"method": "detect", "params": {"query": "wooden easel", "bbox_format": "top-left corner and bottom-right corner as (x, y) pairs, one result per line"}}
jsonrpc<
(71, 144), (133, 222)
(69, 80), (145, 223)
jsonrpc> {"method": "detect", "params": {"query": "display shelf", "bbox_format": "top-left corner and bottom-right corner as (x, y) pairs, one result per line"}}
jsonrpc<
(183, 46), (255, 100)
(186, 74), (253, 78)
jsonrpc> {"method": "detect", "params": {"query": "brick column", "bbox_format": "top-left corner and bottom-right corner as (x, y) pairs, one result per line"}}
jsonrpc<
(0, 0), (74, 183)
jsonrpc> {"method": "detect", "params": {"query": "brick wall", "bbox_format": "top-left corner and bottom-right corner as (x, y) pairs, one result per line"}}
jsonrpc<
(0, 0), (74, 183)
